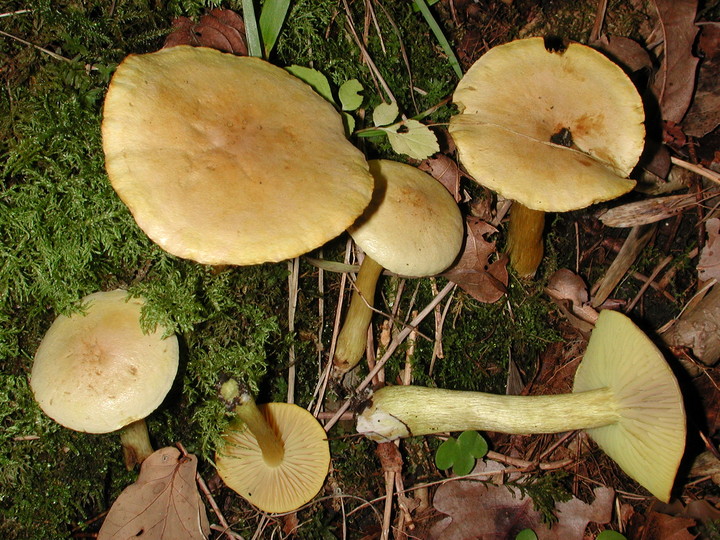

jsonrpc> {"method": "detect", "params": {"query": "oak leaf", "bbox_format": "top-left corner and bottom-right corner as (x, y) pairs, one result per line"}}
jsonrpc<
(442, 217), (508, 303)
(98, 447), (210, 540)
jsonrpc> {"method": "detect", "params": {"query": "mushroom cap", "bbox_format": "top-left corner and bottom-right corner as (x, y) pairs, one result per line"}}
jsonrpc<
(449, 37), (645, 212)
(573, 309), (686, 502)
(215, 402), (330, 513)
(30, 289), (179, 434)
(348, 160), (464, 276)
(102, 45), (373, 265)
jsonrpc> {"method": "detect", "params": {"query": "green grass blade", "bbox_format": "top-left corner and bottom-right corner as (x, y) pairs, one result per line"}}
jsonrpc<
(242, 0), (263, 58)
(413, 0), (463, 79)
(259, 0), (291, 58)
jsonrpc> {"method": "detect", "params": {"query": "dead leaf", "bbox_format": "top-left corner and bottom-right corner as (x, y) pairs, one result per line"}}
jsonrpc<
(649, 0), (700, 123)
(626, 510), (696, 540)
(698, 218), (720, 282)
(684, 22), (720, 137)
(428, 461), (613, 539)
(163, 8), (247, 55)
(98, 447), (210, 540)
(420, 154), (466, 202)
(442, 217), (508, 303)
(592, 34), (653, 74)
(545, 269), (598, 333)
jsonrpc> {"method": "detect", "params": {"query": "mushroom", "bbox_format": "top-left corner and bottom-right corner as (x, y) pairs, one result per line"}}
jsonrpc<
(332, 159), (464, 375)
(102, 45), (373, 266)
(448, 37), (645, 277)
(30, 289), (179, 468)
(215, 379), (330, 513)
(356, 309), (685, 502)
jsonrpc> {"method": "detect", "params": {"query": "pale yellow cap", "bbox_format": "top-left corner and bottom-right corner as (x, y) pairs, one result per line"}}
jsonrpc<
(449, 37), (645, 212)
(31, 289), (179, 434)
(349, 159), (464, 276)
(574, 309), (686, 502)
(216, 402), (330, 513)
(103, 46), (373, 265)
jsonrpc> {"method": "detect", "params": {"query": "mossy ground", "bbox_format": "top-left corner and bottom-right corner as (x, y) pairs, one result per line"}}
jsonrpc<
(0, 1), (687, 538)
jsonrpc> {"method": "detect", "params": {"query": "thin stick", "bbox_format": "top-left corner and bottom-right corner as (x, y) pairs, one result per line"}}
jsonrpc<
(624, 255), (673, 313)
(0, 29), (71, 63)
(671, 156), (720, 185)
(323, 281), (456, 432)
(287, 257), (299, 404)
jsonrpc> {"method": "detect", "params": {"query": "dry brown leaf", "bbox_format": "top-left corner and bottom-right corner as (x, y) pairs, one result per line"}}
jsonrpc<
(627, 510), (696, 539)
(545, 269), (598, 333)
(592, 34), (653, 74)
(420, 155), (467, 202)
(428, 461), (613, 539)
(163, 8), (247, 55)
(98, 447), (210, 540)
(442, 217), (508, 304)
(684, 22), (720, 137)
(649, 0), (700, 123)
(698, 217), (720, 282)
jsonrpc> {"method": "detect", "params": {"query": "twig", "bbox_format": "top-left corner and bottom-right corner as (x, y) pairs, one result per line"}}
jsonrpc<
(0, 28), (72, 63)
(287, 257), (299, 404)
(671, 156), (720, 185)
(323, 281), (457, 432)
(624, 255), (673, 312)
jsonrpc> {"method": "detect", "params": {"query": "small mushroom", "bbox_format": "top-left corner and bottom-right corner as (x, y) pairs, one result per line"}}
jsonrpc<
(102, 45), (373, 266)
(215, 379), (330, 513)
(449, 37), (645, 277)
(332, 159), (464, 375)
(356, 309), (685, 502)
(30, 289), (179, 468)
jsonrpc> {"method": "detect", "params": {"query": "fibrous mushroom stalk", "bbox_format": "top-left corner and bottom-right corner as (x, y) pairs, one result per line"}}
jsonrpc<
(356, 385), (619, 442)
(506, 202), (546, 278)
(220, 379), (285, 467)
(333, 255), (384, 375)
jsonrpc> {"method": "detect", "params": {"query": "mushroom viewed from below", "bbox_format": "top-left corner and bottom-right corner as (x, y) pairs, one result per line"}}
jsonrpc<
(102, 45), (373, 266)
(449, 37), (645, 277)
(332, 159), (464, 376)
(356, 310), (685, 502)
(215, 379), (330, 513)
(30, 289), (179, 468)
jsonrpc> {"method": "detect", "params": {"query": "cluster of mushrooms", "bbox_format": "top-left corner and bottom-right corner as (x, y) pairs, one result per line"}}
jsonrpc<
(29, 37), (686, 516)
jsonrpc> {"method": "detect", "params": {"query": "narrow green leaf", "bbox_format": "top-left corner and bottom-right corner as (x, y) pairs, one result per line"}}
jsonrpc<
(338, 79), (364, 111)
(242, 0), (263, 58)
(435, 437), (459, 470)
(285, 65), (334, 104)
(413, 0), (463, 79)
(259, 0), (291, 58)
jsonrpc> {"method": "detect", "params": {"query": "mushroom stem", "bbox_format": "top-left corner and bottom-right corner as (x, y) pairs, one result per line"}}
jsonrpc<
(505, 202), (545, 278)
(119, 418), (155, 469)
(333, 255), (385, 375)
(357, 385), (619, 442)
(220, 379), (285, 467)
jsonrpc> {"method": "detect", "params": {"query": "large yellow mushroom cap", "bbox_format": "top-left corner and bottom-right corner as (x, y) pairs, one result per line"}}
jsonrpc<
(102, 45), (373, 265)
(216, 402), (330, 514)
(574, 309), (686, 502)
(30, 289), (179, 434)
(449, 37), (645, 212)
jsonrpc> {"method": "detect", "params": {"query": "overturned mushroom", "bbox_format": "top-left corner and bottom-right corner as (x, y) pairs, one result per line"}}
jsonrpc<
(215, 379), (330, 513)
(332, 159), (464, 376)
(449, 37), (645, 277)
(30, 289), (179, 469)
(102, 45), (373, 266)
(357, 309), (685, 502)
